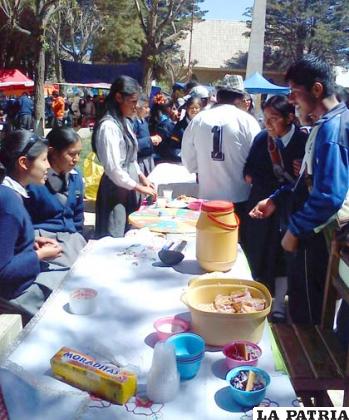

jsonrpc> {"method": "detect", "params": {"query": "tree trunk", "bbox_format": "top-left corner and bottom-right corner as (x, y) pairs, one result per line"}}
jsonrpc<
(54, 10), (62, 82)
(142, 55), (153, 95)
(34, 39), (46, 136)
(55, 48), (62, 82)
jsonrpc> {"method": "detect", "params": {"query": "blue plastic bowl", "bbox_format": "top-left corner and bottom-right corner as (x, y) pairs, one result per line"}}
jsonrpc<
(167, 333), (205, 360)
(226, 366), (270, 408)
(176, 354), (204, 380)
(167, 333), (205, 380)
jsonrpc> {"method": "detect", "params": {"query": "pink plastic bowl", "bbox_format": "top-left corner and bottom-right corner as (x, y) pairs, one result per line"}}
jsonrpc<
(153, 316), (190, 341)
(223, 340), (262, 369)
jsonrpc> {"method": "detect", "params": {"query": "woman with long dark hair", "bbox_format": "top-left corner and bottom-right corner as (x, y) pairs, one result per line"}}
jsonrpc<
(92, 76), (156, 238)
(25, 127), (86, 268)
(0, 130), (63, 316)
(244, 95), (308, 322)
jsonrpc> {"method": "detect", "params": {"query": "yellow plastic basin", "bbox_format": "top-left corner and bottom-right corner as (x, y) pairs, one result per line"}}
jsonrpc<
(181, 278), (271, 346)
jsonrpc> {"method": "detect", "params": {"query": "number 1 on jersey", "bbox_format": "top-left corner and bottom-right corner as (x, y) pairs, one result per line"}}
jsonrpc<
(211, 125), (225, 161)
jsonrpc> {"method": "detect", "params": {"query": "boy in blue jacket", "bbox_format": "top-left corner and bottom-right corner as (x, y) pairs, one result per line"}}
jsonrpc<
(250, 55), (349, 343)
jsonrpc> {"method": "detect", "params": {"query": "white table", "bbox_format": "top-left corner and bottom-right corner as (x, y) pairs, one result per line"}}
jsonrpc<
(148, 163), (198, 198)
(2, 231), (298, 419)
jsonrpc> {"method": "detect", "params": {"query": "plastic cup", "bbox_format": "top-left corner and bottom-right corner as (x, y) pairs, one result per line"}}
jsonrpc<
(69, 288), (97, 315)
(163, 190), (173, 201)
(156, 197), (167, 208)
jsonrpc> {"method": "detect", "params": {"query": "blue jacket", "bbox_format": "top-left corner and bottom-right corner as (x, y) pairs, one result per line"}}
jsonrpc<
(17, 95), (33, 116)
(0, 185), (40, 299)
(25, 170), (84, 234)
(153, 115), (176, 160)
(271, 103), (349, 237)
(133, 118), (153, 158)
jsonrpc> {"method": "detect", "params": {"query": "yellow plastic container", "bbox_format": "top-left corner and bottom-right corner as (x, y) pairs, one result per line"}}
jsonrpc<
(196, 201), (238, 272)
(181, 278), (271, 346)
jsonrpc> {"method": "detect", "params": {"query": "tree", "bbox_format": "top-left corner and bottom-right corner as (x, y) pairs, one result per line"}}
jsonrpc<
(46, 0), (102, 81)
(50, 0), (101, 63)
(0, 0), (66, 133)
(133, 0), (206, 93)
(244, 0), (349, 71)
(0, 6), (38, 75)
(91, 0), (144, 64)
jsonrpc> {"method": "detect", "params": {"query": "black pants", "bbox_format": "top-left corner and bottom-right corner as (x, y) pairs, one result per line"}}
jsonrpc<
(287, 232), (328, 324)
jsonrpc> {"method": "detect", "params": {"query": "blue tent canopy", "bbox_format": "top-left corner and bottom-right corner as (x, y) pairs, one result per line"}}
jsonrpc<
(244, 72), (289, 95)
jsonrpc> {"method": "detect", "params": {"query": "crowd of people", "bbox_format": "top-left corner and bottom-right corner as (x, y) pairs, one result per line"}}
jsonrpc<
(1, 54), (349, 352)
(0, 91), (106, 135)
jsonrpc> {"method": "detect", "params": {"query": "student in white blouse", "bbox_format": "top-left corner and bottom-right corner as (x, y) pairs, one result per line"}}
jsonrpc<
(92, 76), (157, 238)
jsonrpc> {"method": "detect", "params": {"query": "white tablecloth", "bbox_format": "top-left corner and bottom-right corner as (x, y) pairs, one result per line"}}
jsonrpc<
(148, 163), (198, 198)
(3, 231), (298, 419)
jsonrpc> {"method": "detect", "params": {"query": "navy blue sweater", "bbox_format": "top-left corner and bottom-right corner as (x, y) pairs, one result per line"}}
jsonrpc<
(25, 170), (84, 234)
(17, 95), (33, 116)
(0, 185), (40, 299)
(133, 118), (154, 158)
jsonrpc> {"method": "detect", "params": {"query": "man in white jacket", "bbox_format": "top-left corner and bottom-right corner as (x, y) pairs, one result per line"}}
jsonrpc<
(181, 75), (260, 247)
(182, 75), (260, 202)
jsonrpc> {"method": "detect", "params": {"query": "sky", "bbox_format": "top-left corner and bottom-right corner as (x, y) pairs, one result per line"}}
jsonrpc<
(201, 0), (254, 21)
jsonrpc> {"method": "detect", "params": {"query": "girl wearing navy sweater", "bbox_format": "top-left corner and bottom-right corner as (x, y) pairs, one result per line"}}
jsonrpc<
(25, 127), (86, 268)
(244, 95), (308, 323)
(0, 130), (63, 316)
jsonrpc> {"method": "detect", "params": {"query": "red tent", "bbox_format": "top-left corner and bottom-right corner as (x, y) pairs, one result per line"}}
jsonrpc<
(0, 69), (34, 89)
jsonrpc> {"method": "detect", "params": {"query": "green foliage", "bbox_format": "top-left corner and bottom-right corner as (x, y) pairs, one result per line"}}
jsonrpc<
(135, 0), (206, 90)
(91, 0), (144, 63)
(252, 0), (349, 70)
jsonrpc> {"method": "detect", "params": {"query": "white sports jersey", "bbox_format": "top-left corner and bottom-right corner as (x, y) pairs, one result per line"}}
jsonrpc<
(182, 104), (260, 202)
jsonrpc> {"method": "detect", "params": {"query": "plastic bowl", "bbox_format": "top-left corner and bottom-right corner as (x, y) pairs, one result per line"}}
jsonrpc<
(69, 288), (97, 315)
(188, 199), (206, 211)
(153, 316), (190, 341)
(167, 333), (205, 359)
(176, 355), (204, 380)
(167, 333), (205, 380)
(226, 366), (270, 407)
(181, 278), (272, 346)
(223, 340), (262, 369)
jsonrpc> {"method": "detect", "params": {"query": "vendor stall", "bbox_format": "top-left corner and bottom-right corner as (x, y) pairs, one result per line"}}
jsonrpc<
(0, 231), (298, 419)
(244, 72), (289, 95)
(0, 69), (34, 96)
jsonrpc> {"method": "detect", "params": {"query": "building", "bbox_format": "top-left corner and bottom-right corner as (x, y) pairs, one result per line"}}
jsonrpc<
(178, 19), (284, 85)
(178, 20), (250, 84)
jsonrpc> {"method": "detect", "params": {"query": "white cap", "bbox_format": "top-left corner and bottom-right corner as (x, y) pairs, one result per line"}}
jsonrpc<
(190, 85), (209, 99)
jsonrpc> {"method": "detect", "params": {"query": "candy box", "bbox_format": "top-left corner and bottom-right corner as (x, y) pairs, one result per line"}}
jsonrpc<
(50, 347), (137, 404)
